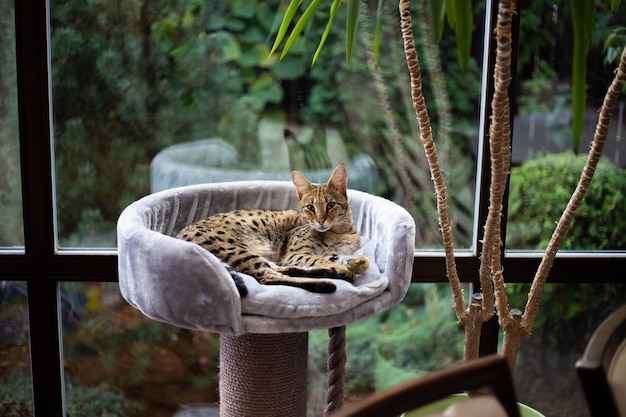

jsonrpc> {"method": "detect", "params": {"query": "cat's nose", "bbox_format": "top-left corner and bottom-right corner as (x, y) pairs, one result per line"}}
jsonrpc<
(315, 222), (330, 232)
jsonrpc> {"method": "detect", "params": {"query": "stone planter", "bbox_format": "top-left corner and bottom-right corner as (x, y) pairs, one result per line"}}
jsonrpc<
(150, 138), (378, 193)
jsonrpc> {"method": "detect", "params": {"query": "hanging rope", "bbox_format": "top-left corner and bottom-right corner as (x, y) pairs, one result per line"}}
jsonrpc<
(325, 325), (347, 416)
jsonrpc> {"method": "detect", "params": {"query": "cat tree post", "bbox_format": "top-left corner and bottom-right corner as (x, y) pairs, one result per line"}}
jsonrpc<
(219, 332), (309, 417)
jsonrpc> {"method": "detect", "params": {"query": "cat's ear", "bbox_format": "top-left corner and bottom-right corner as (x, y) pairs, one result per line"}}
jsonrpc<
(327, 164), (348, 194)
(292, 170), (313, 199)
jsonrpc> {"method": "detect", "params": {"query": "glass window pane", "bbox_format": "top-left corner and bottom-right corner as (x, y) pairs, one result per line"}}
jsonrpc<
(507, 3), (626, 250)
(0, 0), (24, 249)
(59, 283), (464, 416)
(509, 282), (626, 417)
(0, 281), (34, 416)
(308, 284), (464, 414)
(49, 1), (484, 250)
(60, 282), (220, 416)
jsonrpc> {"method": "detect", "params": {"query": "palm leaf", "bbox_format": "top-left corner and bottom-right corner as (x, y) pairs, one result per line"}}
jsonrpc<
(281, 0), (324, 59)
(312, 0), (341, 65)
(346, 0), (360, 68)
(611, 0), (622, 14)
(269, 0), (303, 57)
(373, 0), (385, 66)
(445, 0), (472, 72)
(429, 0), (446, 45)
(571, 0), (595, 153)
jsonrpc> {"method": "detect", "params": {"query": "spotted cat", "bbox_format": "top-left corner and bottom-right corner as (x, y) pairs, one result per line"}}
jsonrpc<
(176, 164), (369, 295)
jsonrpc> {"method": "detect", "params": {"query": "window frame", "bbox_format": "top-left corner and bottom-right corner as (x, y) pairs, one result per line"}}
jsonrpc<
(5, 0), (626, 416)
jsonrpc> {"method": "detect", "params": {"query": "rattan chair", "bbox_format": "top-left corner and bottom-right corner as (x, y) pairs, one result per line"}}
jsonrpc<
(577, 303), (626, 417)
(329, 355), (522, 417)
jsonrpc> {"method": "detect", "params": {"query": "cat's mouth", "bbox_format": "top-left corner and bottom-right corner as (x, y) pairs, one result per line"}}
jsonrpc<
(313, 223), (331, 232)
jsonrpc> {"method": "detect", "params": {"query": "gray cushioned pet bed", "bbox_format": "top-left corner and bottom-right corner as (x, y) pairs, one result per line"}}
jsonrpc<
(117, 181), (415, 336)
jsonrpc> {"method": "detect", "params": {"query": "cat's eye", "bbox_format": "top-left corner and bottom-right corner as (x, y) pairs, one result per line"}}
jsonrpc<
(326, 202), (336, 210)
(306, 204), (315, 212)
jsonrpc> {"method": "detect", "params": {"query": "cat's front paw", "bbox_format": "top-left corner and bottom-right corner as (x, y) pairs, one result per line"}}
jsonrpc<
(347, 256), (369, 274)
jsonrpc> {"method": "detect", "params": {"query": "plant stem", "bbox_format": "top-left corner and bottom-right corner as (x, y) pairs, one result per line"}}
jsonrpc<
(484, 0), (516, 331)
(417, 0), (452, 175)
(398, 0), (467, 323)
(521, 45), (626, 332)
(360, 2), (417, 221)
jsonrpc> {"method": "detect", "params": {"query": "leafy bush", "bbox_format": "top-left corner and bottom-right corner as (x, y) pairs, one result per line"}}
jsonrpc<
(0, 2), (23, 247)
(308, 284), (463, 408)
(0, 370), (136, 417)
(508, 152), (626, 250)
(507, 152), (626, 360)
(0, 371), (32, 417)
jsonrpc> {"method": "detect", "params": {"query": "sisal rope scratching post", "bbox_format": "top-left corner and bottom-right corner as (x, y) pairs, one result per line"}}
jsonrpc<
(220, 332), (309, 417)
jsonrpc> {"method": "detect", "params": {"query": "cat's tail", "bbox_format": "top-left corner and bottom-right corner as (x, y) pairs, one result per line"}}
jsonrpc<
(258, 269), (337, 293)
(224, 254), (340, 294)
(222, 264), (249, 297)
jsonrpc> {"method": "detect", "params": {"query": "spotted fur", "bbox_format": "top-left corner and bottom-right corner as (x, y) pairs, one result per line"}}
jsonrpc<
(176, 164), (369, 294)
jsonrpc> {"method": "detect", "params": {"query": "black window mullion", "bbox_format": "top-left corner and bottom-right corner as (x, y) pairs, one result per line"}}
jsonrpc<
(473, 0), (518, 357)
(15, 0), (65, 416)
(475, 0), (522, 271)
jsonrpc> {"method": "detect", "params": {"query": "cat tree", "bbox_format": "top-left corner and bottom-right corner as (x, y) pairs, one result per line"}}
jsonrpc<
(117, 180), (415, 416)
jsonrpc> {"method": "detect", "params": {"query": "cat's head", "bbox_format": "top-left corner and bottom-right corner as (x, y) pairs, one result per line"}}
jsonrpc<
(291, 164), (354, 233)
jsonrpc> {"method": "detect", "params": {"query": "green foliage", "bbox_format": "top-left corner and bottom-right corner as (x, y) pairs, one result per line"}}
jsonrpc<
(10, 0), (622, 250)
(507, 281), (626, 352)
(308, 284), (463, 400)
(508, 152), (626, 250)
(517, 0), (626, 153)
(3, 0), (485, 248)
(570, 0), (595, 153)
(0, 370), (32, 417)
(57, 284), (221, 413)
(444, 0), (473, 72)
(65, 313), (184, 386)
(375, 285), (463, 388)
(507, 152), (626, 356)
(49, 0), (305, 245)
(65, 382), (138, 417)
(0, 1), (24, 247)
(0, 370), (136, 417)
(517, 61), (567, 116)
(604, 26), (626, 70)
(271, 0), (476, 71)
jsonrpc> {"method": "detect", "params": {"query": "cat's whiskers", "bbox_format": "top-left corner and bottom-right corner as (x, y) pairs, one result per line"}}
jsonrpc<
(286, 223), (312, 236)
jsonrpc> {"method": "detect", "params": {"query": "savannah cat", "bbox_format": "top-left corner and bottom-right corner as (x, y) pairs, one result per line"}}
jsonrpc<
(176, 164), (369, 295)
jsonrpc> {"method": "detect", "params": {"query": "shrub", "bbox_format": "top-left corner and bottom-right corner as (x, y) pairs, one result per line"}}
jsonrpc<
(507, 152), (626, 358)
(307, 284), (464, 409)
(0, 370), (136, 417)
(507, 152), (626, 250)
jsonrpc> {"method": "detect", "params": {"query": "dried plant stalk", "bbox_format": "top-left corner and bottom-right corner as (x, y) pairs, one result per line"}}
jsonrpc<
(398, 0), (467, 324)
(500, 44), (626, 370)
(400, 0), (626, 373)
(481, 0), (516, 330)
